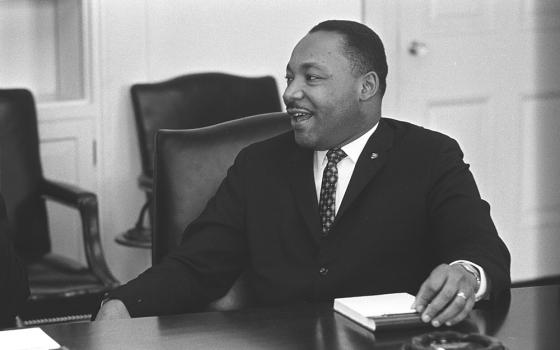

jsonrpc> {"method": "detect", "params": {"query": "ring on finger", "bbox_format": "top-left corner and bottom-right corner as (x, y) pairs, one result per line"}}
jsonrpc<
(456, 291), (467, 300)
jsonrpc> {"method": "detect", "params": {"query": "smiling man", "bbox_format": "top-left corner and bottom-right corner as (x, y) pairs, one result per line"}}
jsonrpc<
(98, 20), (510, 328)
(285, 27), (383, 150)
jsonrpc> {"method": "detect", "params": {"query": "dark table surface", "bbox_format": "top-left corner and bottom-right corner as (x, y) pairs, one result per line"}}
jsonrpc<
(42, 285), (560, 349)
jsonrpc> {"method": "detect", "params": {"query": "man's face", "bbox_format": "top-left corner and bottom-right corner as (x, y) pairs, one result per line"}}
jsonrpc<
(283, 31), (365, 150)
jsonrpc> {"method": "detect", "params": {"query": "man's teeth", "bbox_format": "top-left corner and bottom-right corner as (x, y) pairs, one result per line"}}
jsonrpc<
(293, 112), (312, 121)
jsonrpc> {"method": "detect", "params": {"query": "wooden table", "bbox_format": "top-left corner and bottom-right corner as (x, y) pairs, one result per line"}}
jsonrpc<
(42, 285), (560, 349)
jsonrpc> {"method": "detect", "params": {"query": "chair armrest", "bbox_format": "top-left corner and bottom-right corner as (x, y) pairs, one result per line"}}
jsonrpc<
(41, 179), (95, 208)
(40, 179), (120, 288)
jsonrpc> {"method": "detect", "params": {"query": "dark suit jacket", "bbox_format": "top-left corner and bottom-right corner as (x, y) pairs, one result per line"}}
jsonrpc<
(111, 118), (510, 317)
(0, 194), (29, 328)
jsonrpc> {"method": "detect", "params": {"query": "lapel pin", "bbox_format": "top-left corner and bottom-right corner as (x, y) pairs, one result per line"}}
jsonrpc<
(370, 153), (378, 160)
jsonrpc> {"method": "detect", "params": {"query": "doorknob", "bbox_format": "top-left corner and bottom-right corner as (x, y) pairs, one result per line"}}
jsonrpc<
(408, 41), (429, 57)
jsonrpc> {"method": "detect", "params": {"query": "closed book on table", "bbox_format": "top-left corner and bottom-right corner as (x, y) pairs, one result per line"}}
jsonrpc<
(334, 292), (423, 331)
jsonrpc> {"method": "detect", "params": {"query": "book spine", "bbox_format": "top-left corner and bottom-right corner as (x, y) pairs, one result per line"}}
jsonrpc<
(372, 313), (423, 329)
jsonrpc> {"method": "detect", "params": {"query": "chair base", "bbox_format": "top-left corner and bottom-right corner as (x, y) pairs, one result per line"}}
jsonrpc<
(115, 197), (152, 249)
(115, 226), (152, 249)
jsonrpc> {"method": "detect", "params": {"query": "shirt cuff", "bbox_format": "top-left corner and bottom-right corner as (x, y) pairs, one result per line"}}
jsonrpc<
(450, 260), (488, 301)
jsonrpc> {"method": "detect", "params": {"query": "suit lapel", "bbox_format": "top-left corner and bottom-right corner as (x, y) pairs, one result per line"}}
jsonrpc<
(285, 146), (322, 241)
(336, 119), (395, 220)
(282, 119), (395, 240)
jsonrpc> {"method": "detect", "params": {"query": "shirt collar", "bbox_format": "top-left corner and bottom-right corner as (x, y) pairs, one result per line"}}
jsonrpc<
(316, 120), (380, 166)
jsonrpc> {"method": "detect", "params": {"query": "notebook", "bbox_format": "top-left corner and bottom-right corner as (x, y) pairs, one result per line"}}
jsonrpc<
(333, 292), (424, 331)
(0, 327), (63, 350)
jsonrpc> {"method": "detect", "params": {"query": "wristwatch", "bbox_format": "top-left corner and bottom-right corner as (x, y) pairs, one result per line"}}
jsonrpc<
(457, 262), (481, 292)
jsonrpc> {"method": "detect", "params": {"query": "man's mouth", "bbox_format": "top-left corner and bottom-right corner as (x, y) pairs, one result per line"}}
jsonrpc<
(287, 108), (313, 123)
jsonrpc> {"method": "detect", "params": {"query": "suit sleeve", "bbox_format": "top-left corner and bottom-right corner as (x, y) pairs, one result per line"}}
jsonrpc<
(426, 136), (511, 300)
(107, 150), (250, 317)
(0, 196), (30, 328)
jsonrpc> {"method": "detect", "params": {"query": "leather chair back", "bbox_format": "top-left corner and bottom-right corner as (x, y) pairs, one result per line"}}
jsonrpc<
(153, 112), (291, 264)
(0, 89), (50, 257)
(132, 73), (282, 180)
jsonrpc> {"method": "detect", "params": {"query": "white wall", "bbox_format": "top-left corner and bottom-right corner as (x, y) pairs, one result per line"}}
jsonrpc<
(96, 0), (363, 282)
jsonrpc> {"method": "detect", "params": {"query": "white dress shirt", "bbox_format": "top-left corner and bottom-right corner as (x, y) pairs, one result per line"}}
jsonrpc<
(312, 119), (487, 300)
(314, 123), (378, 213)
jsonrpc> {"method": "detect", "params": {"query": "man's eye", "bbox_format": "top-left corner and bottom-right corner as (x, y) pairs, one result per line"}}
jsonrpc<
(306, 75), (321, 81)
(285, 75), (294, 84)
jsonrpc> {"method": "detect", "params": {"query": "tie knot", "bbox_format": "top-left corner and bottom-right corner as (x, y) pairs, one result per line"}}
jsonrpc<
(326, 148), (347, 164)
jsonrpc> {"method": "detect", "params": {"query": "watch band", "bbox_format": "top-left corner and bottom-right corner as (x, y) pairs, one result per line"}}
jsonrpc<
(458, 262), (481, 291)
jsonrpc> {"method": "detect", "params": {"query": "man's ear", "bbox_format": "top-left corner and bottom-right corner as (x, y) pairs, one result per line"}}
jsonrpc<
(359, 71), (379, 101)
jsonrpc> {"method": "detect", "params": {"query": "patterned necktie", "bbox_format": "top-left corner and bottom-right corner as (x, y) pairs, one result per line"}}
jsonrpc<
(319, 148), (347, 234)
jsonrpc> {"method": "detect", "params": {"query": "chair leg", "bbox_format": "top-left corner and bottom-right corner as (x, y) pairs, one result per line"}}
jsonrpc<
(135, 197), (152, 232)
(115, 196), (152, 248)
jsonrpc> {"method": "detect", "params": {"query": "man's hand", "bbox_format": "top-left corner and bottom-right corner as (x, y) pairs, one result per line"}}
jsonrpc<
(413, 264), (478, 327)
(95, 299), (132, 321)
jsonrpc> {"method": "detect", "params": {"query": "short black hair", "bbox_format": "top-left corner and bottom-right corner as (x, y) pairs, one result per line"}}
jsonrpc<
(310, 20), (388, 97)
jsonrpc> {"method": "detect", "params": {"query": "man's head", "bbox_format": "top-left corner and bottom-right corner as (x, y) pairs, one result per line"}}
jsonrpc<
(283, 20), (388, 150)
(310, 20), (388, 97)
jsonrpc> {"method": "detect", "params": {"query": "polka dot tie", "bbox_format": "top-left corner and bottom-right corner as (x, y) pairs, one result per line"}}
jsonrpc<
(319, 148), (347, 234)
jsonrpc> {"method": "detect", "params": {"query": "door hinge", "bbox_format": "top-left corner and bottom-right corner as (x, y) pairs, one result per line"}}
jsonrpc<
(92, 139), (97, 166)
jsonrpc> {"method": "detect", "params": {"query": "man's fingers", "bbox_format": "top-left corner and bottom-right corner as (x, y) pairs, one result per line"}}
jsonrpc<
(420, 279), (460, 325)
(415, 264), (479, 327)
(413, 281), (431, 312)
(445, 296), (475, 326)
(431, 290), (475, 327)
(414, 264), (448, 313)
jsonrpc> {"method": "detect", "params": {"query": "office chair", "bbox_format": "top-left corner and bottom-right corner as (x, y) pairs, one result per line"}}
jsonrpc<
(0, 193), (29, 329)
(119, 73), (282, 247)
(0, 89), (119, 326)
(153, 112), (291, 310)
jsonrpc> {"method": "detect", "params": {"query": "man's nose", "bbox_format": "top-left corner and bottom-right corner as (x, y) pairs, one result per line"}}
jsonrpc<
(283, 80), (304, 105)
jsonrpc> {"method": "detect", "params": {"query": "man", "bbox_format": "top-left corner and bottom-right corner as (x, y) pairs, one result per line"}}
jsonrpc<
(0, 194), (29, 328)
(99, 20), (510, 328)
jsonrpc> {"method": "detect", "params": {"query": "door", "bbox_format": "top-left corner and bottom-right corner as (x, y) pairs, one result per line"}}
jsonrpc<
(370, 0), (560, 282)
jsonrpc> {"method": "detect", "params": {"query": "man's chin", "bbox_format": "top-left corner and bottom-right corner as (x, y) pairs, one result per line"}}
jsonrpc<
(293, 132), (320, 150)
